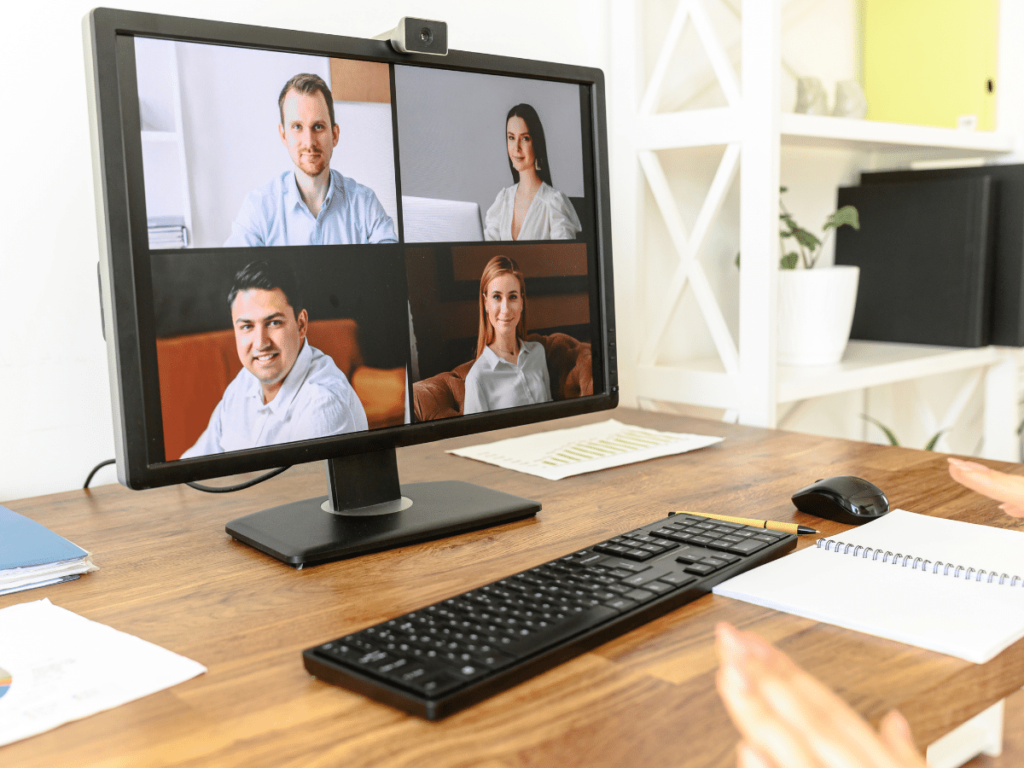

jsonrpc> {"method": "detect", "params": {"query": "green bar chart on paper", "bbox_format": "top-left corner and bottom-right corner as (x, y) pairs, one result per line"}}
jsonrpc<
(541, 428), (680, 467)
(447, 419), (723, 481)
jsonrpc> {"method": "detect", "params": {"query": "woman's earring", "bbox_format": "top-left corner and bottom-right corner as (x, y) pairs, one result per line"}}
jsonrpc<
(535, 159), (542, 172)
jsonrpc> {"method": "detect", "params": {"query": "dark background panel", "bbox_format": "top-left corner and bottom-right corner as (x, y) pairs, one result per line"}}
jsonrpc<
(151, 245), (410, 369)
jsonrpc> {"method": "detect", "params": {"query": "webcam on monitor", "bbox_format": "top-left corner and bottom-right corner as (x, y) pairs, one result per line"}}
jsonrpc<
(376, 17), (448, 56)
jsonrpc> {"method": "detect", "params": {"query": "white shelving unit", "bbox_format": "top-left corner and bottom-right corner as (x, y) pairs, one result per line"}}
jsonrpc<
(611, 0), (1023, 461)
(136, 38), (193, 248)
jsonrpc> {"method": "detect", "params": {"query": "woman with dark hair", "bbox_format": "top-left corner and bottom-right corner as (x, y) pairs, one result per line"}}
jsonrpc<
(483, 104), (582, 241)
(463, 255), (552, 414)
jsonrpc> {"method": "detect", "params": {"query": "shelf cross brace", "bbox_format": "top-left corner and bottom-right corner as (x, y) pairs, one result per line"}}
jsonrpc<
(638, 142), (741, 374)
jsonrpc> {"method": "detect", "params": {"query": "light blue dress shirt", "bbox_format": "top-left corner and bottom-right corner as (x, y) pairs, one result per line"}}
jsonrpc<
(224, 168), (397, 247)
(181, 341), (368, 458)
(463, 341), (552, 415)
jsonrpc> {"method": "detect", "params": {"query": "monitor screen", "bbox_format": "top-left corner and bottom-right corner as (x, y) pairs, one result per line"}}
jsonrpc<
(85, 8), (616, 564)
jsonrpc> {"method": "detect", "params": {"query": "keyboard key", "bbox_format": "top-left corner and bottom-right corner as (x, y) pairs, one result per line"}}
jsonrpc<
(708, 552), (741, 565)
(624, 548), (654, 561)
(683, 563), (717, 576)
(726, 539), (770, 555)
(674, 545), (718, 563)
(623, 588), (656, 603)
(644, 580), (675, 594)
(622, 570), (665, 587)
(604, 597), (638, 612)
(655, 573), (696, 589)
(601, 560), (650, 573)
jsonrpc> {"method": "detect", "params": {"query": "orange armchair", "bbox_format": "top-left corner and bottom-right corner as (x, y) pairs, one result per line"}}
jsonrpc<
(412, 332), (593, 422)
(155, 319), (405, 461)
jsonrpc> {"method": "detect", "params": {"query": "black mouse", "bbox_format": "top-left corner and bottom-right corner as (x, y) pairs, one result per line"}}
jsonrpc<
(791, 476), (889, 525)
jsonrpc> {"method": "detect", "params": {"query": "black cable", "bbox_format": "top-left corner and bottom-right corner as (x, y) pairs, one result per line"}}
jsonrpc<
(83, 459), (116, 489)
(83, 459), (290, 492)
(186, 466), (290, 493)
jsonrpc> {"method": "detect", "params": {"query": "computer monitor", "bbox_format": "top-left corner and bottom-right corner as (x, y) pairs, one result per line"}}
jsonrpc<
(84, 8), (617, 566)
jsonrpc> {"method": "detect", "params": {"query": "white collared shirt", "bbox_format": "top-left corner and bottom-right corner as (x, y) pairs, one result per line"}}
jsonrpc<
(463, 341), (552, 415)
(483, 181), (582, 241)
(181, 341), (368, 458)
(224, 168), (397, 247)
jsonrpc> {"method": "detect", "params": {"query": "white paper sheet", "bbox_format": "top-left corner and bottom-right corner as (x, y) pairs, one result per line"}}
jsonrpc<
(0, 599), (206, 746)
(447, 418), (723, 480)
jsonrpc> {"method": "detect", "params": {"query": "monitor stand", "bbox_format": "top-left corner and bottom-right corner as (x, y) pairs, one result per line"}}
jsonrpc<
(225, 447), (540, 567)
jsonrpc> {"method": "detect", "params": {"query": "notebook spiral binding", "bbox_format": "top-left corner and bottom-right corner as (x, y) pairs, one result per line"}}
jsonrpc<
(816, 538), (1024, 586)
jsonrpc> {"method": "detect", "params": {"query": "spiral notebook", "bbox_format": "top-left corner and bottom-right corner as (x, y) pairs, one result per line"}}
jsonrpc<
(713, 510), (1024, 663)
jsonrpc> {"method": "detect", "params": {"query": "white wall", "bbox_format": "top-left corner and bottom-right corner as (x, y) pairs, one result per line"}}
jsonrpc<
(0, 0), (606, 501)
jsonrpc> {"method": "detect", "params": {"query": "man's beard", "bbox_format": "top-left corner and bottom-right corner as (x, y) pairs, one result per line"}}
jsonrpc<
(297, 152), (328, 177)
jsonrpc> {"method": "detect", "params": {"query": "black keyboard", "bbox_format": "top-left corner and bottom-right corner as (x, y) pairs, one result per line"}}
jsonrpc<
(303, 512), (797, 719)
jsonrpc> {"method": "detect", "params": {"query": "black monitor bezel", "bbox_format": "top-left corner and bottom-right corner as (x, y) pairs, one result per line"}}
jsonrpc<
(85, 7), (618, 490)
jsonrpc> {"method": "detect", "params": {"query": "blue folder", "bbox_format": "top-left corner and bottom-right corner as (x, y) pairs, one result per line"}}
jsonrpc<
(0, 504), (89, 570)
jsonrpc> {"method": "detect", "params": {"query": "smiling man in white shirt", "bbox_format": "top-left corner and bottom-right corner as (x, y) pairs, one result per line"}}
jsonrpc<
(181, 260), (367, 458)
(224, 73), (397, 247)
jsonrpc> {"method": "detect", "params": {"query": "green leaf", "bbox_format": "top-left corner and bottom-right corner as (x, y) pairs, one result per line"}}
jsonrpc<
(780, 186), (788, 194)
(823, 205), (860, 232)
(780, 253), (798, 269)
(924, 429), (947, 452)
(860, 414), (900, 447)
(793, 228), (821, 249)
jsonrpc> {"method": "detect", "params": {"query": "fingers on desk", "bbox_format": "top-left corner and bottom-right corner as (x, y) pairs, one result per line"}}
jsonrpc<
(948, 458), (1024, 509)
(714, 622), (926, 768)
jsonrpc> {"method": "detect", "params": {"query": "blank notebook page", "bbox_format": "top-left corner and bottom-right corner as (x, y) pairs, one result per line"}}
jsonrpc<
(713, 509), (1024, 663)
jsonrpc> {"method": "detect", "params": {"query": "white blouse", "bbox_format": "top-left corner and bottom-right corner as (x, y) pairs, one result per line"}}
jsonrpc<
(463, 341), (552, 415)
(483, 182), (582, 241)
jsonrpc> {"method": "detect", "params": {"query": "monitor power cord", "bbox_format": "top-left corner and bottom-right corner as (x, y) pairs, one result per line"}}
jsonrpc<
(83, 459), (290, 492)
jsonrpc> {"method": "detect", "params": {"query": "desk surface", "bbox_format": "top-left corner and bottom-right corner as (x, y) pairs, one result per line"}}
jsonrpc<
(4, 409), (1024, 768)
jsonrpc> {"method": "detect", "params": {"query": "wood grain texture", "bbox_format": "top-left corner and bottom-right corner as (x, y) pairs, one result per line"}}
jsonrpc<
(4, 409), (1024, 767)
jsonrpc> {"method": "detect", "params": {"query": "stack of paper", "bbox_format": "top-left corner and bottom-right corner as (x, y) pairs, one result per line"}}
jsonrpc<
(0, 505), (97, 596)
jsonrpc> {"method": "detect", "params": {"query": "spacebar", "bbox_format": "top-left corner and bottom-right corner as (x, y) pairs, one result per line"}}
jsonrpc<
(504, 606), (619, 659)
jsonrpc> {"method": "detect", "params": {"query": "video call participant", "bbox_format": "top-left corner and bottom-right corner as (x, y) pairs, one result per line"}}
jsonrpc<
(181, 261), (368, 458)
(484, 103), (582, 242)
(463, 255), (552, 415)
(224, 73), (397, 247)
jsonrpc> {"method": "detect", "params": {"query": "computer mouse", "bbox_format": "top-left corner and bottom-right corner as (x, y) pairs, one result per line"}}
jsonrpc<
(791, 476), (889, 525)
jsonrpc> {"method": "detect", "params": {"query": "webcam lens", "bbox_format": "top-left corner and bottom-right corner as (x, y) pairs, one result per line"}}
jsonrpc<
(420, 27), (433, 44)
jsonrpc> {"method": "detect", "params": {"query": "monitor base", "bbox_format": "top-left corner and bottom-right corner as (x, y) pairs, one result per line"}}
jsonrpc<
(227, 480), (540, 567)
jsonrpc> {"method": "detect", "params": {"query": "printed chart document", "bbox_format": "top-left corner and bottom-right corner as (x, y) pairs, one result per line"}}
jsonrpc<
(447, 419), (723, 480)
(0, 599), (206, 746)
(714, 510), (1024, 663)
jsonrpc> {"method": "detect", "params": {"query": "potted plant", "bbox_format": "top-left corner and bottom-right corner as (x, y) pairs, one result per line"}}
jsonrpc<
(775, 187), (860, 365)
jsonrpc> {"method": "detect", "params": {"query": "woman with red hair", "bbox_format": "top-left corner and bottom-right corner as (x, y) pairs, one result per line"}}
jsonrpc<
(463, 255), (552, 415)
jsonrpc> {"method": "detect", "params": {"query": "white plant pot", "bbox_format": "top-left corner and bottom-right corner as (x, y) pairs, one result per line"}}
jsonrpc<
(777, 265), (860, 366)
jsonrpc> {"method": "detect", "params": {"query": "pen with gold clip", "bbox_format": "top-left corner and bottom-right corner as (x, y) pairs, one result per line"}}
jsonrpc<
(671, 510), (819, 535)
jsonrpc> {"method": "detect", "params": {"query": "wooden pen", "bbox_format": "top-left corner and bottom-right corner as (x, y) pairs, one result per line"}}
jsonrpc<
(671, 510), (818, 535)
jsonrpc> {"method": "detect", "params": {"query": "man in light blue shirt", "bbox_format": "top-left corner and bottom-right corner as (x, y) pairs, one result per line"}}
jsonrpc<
(224, 73), (397, 247)
(181, 261), (368, 458)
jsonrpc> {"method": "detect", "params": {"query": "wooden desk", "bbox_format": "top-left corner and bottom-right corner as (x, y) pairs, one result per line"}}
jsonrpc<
(4, 409), (1024, 767)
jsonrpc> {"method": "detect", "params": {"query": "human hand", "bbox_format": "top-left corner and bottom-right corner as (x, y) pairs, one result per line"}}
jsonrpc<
(948, 457), (1024, 517)
(715, 622), (926, 768)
